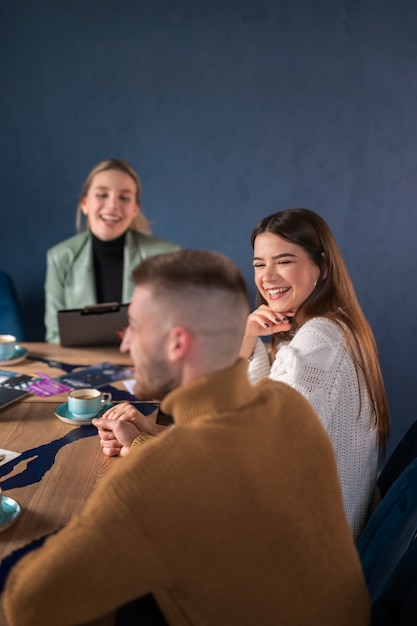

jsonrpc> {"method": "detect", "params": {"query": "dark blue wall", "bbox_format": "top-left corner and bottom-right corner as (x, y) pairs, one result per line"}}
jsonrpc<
(1, 0), (416, 456)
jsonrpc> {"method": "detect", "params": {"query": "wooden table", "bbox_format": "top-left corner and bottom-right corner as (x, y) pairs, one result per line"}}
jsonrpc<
(0, 343), (146, 626)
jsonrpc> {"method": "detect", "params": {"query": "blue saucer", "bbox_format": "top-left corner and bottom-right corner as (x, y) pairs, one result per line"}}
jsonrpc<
(54, 402), (113, 426)
(0, 345), (28, 366)
(0, 495), (21, 531)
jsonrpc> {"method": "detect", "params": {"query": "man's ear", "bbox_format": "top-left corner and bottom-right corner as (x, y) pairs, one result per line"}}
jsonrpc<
(166, 326), (191, 362)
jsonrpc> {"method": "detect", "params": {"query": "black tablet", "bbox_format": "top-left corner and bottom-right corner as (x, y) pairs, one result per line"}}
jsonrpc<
(57, 302), (129, 347)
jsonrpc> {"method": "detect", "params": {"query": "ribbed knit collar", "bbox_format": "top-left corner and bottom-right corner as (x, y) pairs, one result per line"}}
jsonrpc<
(161, 359), (257, 427)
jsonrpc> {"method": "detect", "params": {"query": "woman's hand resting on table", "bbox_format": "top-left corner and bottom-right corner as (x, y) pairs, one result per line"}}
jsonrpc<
(93, 402), (169, 457)
(239, 305), (294, 359)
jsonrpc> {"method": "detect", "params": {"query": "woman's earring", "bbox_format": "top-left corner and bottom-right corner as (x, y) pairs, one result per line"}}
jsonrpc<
(314, 280), (317, 287)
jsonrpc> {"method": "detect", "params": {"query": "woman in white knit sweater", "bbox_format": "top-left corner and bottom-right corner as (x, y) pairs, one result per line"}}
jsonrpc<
(240, 208), (390, 540)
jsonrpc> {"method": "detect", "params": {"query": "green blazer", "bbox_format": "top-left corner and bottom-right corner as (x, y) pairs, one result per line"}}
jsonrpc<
(44, 230), (180, 343)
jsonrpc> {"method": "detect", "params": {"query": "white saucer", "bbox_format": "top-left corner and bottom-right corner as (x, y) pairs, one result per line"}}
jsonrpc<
(0, 495), (21, 532)
(54, 402), (113, 426)
(0, 345), (28, 366)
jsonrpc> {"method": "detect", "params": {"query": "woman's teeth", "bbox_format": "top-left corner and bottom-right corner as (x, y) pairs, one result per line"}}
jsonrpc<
(267, 287), (289, 296)
(101, 215), (120, 223)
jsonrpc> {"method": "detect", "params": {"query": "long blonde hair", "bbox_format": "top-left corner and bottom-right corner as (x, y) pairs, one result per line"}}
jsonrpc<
(251, 208), (390, 451)
(76, 159), (151, 235)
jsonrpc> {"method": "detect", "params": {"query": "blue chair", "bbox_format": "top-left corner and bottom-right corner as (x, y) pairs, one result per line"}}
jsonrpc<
(371, 535), (417, 625)
(377, 419), (417, 498)
(0, 270), (25, 341)
(115, 594), (169, 625)
(357, 456), (417, 603)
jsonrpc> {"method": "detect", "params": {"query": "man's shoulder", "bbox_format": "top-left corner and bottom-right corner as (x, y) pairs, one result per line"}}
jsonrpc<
(255, 377), (330, 435)
(257, 376), (310, 404)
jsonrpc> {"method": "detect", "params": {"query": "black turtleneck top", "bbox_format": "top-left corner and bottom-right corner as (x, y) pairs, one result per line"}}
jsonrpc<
(92, 232), (125, 303)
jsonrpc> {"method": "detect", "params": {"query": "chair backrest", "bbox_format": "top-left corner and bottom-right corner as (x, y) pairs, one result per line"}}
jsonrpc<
(377, 419), (417, 498)
(115, 594), (169, 625)
(357, 456), (417, 603)
(0, 270), (25, 341)
(371, 535), (417, 625)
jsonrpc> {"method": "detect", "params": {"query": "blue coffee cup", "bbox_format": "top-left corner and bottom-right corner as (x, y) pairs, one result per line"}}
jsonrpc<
(67, 388), (112, 419)
(0, 335), (16, 361)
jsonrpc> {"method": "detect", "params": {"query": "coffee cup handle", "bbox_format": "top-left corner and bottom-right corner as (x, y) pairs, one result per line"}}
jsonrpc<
(101, 392), (112, 404)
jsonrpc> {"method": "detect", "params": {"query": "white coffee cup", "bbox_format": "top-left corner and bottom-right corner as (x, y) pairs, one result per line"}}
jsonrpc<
(0, 335), (16, 361)
(67, 388), (112, 419)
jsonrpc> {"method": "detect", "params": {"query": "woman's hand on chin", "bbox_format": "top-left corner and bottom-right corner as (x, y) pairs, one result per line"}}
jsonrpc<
(246, 305), (293, 337)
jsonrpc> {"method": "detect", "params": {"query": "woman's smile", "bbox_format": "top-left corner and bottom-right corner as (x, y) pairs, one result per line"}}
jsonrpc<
(253, 232), (320, 312)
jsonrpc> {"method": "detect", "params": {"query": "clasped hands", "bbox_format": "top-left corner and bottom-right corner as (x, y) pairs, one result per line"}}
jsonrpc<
(93, 402), (168, 457)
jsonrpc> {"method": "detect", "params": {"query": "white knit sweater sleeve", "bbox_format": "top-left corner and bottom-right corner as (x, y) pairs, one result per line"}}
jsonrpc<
(269, 320), (345, 429)
(247, 337), (272, 385)
(247, 324), (339, 417)
(264, 318), (378, 540)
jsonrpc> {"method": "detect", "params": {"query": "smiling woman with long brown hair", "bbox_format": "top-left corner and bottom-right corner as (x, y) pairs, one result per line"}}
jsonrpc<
(240, 207), (390, 540)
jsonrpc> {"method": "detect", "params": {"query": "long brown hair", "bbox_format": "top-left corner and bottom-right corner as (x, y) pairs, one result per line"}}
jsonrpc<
(76, 158), (151, 235)
(251, 208), (390, 449)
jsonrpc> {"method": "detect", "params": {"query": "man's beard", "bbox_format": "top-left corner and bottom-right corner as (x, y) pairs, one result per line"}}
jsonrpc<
(133, 356), (177, 401)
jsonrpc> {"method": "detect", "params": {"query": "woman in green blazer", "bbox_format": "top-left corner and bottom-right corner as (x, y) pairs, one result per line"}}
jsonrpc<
(45, 159), (180, 343)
